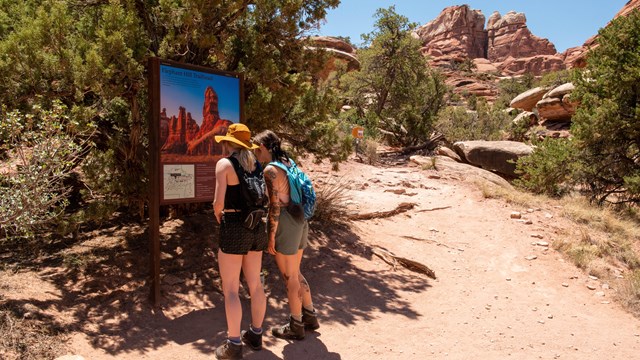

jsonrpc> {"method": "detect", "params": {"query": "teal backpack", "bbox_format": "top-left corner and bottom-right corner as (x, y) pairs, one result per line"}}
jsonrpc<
(269, 159), (316, 220)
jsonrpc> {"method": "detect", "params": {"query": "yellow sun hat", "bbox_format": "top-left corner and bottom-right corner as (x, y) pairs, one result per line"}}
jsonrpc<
(214, 123), (259, 150)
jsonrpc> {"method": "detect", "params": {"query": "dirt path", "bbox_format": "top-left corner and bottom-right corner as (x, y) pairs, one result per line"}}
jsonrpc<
(8, 158), (640, 359)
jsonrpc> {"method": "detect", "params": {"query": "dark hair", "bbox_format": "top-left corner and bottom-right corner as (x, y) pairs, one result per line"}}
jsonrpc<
(253, 130), (304, 222)
(253, 130), (290, 163)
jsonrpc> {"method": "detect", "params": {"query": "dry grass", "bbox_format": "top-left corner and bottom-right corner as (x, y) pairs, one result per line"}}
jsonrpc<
(477, 180), (543, 208)
(312, 176), (352, 224)
(420, 156), (437, 171)
(616, 270), (640, 315)
(361, 138), (379, 165)
(0, 307), (68, 360)
(478, 184), (640, 317)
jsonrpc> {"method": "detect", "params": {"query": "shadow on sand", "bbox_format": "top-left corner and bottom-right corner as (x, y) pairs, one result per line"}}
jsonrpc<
(0, 210), (432, 358)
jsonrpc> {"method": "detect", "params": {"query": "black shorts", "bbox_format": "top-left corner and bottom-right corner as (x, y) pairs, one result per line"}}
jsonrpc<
(219, 212), (268, 254)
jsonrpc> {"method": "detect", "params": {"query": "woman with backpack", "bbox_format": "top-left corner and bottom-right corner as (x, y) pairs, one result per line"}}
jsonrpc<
(252, 130), (320, 341)
(213, 123), (268, 360)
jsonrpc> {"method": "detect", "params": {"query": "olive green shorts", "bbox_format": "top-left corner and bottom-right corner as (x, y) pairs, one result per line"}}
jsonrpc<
(271, 209), (309, 255)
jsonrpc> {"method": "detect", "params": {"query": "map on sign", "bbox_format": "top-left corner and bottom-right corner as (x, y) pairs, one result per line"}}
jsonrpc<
(163, 164), (195, 200)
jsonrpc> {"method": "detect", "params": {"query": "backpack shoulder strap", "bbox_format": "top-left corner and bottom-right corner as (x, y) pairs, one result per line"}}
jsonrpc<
(268, 160), (289, 172)
(227, 155), (243, 175)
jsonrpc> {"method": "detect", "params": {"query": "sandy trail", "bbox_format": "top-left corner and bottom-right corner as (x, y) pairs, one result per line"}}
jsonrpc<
(48, 159), (640, 359)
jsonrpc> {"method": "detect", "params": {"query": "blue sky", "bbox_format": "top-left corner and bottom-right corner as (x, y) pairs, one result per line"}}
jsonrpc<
(315, 1), (628, 53)
(160, 64), (241, 123)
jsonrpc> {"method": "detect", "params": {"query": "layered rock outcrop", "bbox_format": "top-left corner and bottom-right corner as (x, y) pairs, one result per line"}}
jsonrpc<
(162, 107), (199, 154)
(414, 5), (564, 77)
(486, 11), (557, 62)
(509, 82), (577, 139)
(414, 5), (487, 61)
(308, 36), (360, 80)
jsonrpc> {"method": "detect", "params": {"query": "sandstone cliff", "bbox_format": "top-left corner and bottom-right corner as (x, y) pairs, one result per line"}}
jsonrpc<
(413, 5), (563, 77)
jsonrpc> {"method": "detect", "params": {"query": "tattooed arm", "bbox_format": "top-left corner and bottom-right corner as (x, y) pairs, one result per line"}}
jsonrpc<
(264, 165), (281, 255)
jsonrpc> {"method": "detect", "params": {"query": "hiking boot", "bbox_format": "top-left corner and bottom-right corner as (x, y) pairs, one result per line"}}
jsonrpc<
(215, 340), (242, 360)
(241, 328), (262, 351)
(272, 316), (305, 340)
(302, 308), (320, 330)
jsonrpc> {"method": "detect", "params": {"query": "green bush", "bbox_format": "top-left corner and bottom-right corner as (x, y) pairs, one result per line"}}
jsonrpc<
(514, 137), (576, 197)
(0, 102), (93, 240)
(570, 9), (640, 205)
(435, 99), (511, 143)
(538, 69), (573, 88)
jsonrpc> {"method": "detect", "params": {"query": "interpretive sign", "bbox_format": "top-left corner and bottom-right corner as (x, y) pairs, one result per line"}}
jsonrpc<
(147, 58), (244, 304)
(154, 59), (243, 204)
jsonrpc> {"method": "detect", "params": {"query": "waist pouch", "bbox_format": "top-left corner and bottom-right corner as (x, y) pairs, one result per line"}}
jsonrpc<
(243, 209), (266, 230)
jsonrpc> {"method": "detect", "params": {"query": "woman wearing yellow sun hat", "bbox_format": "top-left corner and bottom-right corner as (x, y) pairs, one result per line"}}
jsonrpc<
(212, 123), (267, 359)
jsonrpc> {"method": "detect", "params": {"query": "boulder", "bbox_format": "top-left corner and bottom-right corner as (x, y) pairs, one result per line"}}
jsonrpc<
(512, 111), (537, 126)
(453, 140), (534, 177)
(411, 155), (513, 189)
(436, 146), (462, 162)
(308, 36), (356, 54)
(510, 87), (549, 111)
(536, 97), (576, 121)
(473, 58), (499, 73)
(543, 82), (575, 99)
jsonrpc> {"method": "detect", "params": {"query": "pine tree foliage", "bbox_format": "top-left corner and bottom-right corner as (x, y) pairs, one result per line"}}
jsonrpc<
(340, 6), (447, 146)
(571, 9), (640, 205)
(0, 0), (343, 233)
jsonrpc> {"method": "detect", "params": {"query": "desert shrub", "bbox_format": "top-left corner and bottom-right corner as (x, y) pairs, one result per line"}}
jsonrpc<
(514, 137), (577, 197)
(435, 99), (511, 143)
(494, 73), (536, 109)
(618, 269), (640, 316)
(313, 177), (351, 224)
(538, 69), (573, 88)
(0, 102), (93, 240)
(357, 138), (379, 165)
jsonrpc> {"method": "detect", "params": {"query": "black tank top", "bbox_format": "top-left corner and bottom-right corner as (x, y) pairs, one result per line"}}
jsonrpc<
(224, 184), (244, 210)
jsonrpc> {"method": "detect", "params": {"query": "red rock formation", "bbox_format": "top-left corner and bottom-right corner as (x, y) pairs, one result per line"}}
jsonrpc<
(486, 11), (556, 62)
(160, 108), (169, 145)
(162, 106), (200, 154)
(616, 0), (640, 18)
(308, 36), (360, 80)
(498, 54), (565, 76)
(414, 5), (487, 60)
(309, 36), (356, 54)
(445, 75), (499, 100)
(196, 86), (221, 139)
(563, 0), (640, 68)
(414, 5), (565, 80)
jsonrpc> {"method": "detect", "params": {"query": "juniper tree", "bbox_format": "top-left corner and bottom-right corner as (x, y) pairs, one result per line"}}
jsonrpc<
(340, 6), (447, 146)
(571, 9), (640, 205)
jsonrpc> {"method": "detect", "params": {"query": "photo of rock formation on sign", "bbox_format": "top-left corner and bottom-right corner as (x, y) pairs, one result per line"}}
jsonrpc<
(160, 85), (234, 163)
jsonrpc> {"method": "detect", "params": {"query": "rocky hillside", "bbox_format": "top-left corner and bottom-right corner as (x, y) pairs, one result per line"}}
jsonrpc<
(312, 2), (639, 102)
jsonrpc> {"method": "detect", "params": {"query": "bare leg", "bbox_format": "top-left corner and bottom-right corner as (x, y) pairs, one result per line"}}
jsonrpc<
(274, 252), (302, 317)
(296, 249), (313, 309)
(242, 251), (266, 329)
(218, 249), (243, 338)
